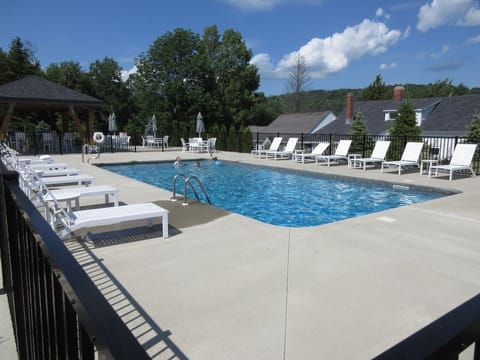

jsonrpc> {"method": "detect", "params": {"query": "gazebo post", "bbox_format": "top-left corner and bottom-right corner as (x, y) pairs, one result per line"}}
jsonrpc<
(0, 103), (16, 132)
(87, 108), (95, 144)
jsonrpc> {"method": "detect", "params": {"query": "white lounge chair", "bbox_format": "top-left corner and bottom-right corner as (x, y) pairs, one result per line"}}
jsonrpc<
(40, 174), (95, 186)
(265, 137), (298, 160)
(353, 140), (391, 171)
(251, 137), (271, 157)
(428, 143), (477, 181)
(180, 138), (189, 152)
(29, 163), (71, 171)
(293, 142), (330, 164)
(381, 142), (424, 175)
(53, 202), (169, 239)
(252, 137), (283, 158)
(39, 168), (82, 177)
(50, 185), (120, 210)
(316, 139), (352, 166)
(30, 182), (168, 239)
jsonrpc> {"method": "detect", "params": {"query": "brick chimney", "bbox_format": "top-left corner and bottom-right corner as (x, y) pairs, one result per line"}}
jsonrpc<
(345, 92), (354, 124)
(393, 85), (405, 101)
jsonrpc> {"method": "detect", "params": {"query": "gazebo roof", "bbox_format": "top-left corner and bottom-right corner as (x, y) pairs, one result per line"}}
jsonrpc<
(0, 75), (102, 109)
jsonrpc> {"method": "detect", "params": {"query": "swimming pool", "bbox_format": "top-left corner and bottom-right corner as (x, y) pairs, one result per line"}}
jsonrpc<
(102, 160), (450, 227)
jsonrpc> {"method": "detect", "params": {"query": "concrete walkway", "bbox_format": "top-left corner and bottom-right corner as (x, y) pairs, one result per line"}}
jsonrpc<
(3, 148), (480, 359)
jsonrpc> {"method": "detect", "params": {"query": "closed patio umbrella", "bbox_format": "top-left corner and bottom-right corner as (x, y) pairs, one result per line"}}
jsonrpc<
(151, 114), (157, 138)
(196, 112), (204, 137)
(108, 113), (117, 135)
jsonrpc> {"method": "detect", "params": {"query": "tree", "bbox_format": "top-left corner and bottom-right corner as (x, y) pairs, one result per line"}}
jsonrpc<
(360, 74), (390, 101)
(88, 57), (135, 131)
(349, 112), (372, 154)
(135, 28), (203, 129)
(389, 102), (421, 154)
(208, 27), (260, 125)
(284, 53), (311, 113)
(44, 61), (86, 92)
(466, 114), (480, 144)
(6, 37), (41, 81)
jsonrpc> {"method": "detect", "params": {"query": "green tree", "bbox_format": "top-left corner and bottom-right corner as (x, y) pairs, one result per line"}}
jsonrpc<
(389, 102), (421, 137)
(136, 28), (203, 130)
(389, 102), (421, 155)
(5, 37), (41, 82)
(466, 114), (480, 144)
(199, 26), (260, 126)
(348, 111), (372, 154)
(241, 126), (253, 153)
(218, 124), (227, 150)
(226, 125), (238, 151)
(360, 74), (390, 101)
(88, 57), (135, 131)
(44, 61), (86, 92)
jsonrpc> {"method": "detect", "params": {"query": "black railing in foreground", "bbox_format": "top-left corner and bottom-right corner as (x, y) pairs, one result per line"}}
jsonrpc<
(0, 163), (149, 359)
(374, 293), (480, 359)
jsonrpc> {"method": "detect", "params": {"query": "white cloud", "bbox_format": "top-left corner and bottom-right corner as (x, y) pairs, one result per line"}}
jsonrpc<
(121, 65), (137, 82)
(221, 0), (324, 10)
(467, 34), (480, 42)
(222, 0), (283, 10)
(376, 7), (391, 20)
(462, 6), (480, 25)
(417, 0), (480, 32)
(380, 62), (398, 70)
(403, 25), (411, 39)
(251, 18), (402, 80)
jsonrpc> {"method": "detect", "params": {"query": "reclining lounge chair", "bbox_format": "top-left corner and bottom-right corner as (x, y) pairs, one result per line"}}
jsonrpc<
(353, 140), (391, 171)
(252, 137), (283, 158)
(293, 142), (330, 164)
(316, 139), (352, 166)
(428, 143), (477, 181)
(265, 137), (298, 160)
(54, 202), (169, 239)
(381, 142), (424, 175)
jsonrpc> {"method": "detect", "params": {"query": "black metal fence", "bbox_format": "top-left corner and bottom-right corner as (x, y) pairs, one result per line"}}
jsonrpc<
(2, 130), (479, 172)
(0, 162), (149, 359)
(252, 132), (480, 172)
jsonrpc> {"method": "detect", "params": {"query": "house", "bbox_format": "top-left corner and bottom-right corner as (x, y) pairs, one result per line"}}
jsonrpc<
(319, 86), (480, 137)
(250, 111), (336, 135)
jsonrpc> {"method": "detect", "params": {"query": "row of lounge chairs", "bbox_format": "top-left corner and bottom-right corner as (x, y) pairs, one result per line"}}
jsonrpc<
(252, 137), (477, 181)
(1, 143), (169, 239)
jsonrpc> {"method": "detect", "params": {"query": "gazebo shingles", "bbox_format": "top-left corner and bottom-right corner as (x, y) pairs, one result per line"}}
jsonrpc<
(0, 75), (102, 106)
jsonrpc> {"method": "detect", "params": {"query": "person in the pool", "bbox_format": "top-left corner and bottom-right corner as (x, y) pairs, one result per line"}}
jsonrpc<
(173, 156), (182, 167)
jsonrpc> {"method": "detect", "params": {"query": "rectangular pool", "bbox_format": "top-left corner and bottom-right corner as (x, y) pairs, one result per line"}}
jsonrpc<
(101, 160), (452, 227)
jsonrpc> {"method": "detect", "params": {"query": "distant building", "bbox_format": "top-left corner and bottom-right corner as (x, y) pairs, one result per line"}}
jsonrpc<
(320, 86), (480, 137)
(249, 111), (336, 135)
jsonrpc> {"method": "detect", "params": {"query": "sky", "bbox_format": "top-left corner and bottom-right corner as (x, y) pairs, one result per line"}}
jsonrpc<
(1, 0), (479, 95)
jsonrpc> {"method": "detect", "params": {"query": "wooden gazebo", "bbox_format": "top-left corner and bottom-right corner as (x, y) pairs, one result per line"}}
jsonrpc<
(0, 75), (102, 141)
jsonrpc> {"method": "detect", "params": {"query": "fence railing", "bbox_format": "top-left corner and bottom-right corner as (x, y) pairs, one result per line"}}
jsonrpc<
(252, 132), (480, 172)
(0, 162), (149, 359)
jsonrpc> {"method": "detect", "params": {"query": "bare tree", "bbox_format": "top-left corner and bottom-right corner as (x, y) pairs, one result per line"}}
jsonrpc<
(284, 53), (311, 113)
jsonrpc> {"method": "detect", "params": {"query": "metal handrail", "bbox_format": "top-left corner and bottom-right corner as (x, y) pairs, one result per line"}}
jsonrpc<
(171, 173), (188, 200)
(171, 173), (212, 205)
(182, 175), (212, 205)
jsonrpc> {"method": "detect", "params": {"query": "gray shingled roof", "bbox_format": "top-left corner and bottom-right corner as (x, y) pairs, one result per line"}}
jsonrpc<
(320, 95), (480, 136)
(0, 75), (102, 106)
(258, 112), (333, 134)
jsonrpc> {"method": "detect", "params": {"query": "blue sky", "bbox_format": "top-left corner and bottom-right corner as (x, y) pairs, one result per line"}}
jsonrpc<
(1, 0), (479, 95)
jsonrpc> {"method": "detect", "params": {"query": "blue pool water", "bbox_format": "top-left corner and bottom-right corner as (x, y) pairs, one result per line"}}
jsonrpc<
(102, 160), (449, 227)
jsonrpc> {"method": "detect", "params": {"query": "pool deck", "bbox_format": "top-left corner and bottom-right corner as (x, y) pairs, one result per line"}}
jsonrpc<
(3, 149), (480, 359)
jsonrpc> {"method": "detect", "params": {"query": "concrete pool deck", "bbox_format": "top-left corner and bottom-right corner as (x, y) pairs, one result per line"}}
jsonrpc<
(4, 149), (480, 358)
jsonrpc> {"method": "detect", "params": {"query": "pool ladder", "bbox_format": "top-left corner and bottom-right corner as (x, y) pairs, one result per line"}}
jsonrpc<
(171, 174), (212, 206)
